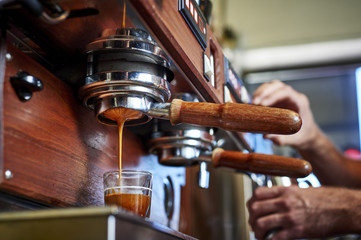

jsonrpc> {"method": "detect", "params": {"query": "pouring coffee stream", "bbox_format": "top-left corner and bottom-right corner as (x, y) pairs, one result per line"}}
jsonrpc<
(102, 107), (153, 217)
(102, 107), (143, 182)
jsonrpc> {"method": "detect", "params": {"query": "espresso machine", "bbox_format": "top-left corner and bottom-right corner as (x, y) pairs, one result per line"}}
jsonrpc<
(0, 1), (311, 239)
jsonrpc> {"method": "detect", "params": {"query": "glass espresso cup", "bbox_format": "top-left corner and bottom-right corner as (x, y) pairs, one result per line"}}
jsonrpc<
(103, 170), (153, 218)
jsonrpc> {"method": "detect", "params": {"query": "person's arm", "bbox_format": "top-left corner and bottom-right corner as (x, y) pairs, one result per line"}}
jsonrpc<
(252, 80), (361, 187)
(298, 128), (361, 187)
(247, 186), (361, 240)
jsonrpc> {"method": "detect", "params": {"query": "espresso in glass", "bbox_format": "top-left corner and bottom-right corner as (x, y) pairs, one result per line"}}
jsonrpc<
(103, 170), (153, 217)
(102, 108), (152, 217)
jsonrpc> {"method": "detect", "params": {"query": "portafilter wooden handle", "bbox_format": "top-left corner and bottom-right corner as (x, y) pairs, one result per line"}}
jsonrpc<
(170, 99), (301, 134)
(212, 148), (312, 178)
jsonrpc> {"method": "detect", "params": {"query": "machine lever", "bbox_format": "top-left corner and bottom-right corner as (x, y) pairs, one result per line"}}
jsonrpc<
(169, 99), (302, 135)
(212, 148), (312, 178)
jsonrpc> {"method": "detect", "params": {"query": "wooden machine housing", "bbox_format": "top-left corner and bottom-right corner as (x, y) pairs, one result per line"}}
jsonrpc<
(0, 0), (253, 239)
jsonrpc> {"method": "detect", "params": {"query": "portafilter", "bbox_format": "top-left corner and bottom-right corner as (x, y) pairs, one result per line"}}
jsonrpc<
(79, 28), (302, 135)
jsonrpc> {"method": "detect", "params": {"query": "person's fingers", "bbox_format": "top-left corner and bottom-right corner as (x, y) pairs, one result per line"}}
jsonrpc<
(256, 84), (299, 111)
(248, 193), (294, 229)
(253, 80), (284, 105)
(247, 187), (300, 228)
(248, 198), (280, 228)
(253, 186), (286, 200)
(252, 213), (288, 240)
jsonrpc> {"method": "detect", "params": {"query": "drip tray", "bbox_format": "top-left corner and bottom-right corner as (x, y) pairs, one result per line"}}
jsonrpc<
(0, 207), (197, 240)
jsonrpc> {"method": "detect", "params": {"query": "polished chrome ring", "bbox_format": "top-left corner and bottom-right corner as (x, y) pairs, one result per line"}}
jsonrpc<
(79, 71), (171, 106)
(148, 129), (215, 166)
(86, 37), (169, 68)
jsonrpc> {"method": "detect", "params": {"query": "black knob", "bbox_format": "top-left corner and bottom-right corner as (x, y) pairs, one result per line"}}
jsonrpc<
(10, 71), (44, 101)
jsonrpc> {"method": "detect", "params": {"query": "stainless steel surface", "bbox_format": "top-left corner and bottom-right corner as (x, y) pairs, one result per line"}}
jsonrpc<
(163, 176), (175, 226)
(148, 92), (214, 166)
(148, 127), (215, 166)
(147, 102), (171, 119)
(148, 109), (215, 189)
(85, 28), (170, 68)
(0, 207), (198, 240)
(197, 162), (210, 189)
(94, 94), (153, 126)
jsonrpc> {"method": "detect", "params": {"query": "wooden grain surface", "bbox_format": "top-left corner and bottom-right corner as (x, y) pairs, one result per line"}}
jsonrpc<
(0, 42), (185, 229)
(1, 43), (119, 206)
(212, 148), (312, 178)
(170, 99), (302, 134)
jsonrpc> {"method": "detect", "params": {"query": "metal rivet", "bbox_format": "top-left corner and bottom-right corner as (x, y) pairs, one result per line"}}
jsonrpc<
(5, 170), (13, 180)
(5, 53), (13, 62)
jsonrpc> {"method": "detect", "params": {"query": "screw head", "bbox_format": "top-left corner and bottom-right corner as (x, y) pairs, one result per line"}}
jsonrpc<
(5, 53), (13, 62)
(5, 170), (13, 180)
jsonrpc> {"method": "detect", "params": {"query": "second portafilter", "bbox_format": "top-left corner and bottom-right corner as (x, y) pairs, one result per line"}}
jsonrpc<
(148, 93), (215, 188)
(79, 28), (301, 135)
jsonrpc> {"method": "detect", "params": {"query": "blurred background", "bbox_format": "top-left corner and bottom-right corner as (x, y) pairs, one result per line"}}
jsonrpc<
(210, 0), (361, 159)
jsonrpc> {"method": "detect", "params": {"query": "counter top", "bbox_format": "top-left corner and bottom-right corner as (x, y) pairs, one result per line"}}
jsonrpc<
(0, 206), (197, 240)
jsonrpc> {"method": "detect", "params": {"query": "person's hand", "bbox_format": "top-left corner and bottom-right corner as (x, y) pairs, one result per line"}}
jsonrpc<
(252, 80), (320, 151)
(247, 186), (360, 239)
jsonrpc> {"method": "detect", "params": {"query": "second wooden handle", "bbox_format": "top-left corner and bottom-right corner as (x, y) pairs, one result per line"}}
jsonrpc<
(212, 148), (312, 178)
(170, 99), (302, 134)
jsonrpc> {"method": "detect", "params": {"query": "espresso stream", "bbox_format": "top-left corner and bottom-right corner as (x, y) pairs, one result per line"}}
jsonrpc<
(103, 107), (143, 179)
(103, 108), (149, 216)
